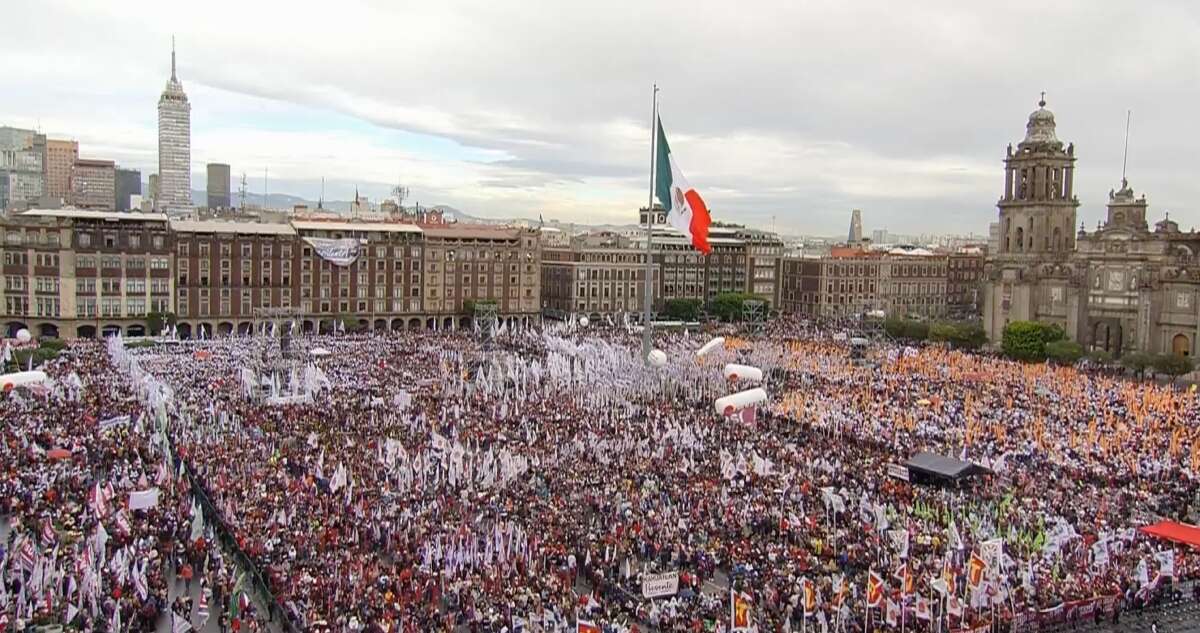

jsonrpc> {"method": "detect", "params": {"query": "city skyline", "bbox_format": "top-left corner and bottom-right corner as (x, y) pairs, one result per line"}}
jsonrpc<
(2, 1), (1197, 235)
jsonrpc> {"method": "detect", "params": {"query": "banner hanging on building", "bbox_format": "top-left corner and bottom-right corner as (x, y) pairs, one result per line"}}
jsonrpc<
(303, 237), (361, 267)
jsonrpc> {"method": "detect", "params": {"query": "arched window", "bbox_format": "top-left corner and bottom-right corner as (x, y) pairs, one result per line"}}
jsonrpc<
(1053, 226), (1062, 251)
(1015, 227), (1024, 252)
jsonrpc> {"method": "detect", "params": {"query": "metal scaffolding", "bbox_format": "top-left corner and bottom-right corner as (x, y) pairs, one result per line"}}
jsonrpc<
(473, 301), (499, 344)
(743, 299), (766, 334)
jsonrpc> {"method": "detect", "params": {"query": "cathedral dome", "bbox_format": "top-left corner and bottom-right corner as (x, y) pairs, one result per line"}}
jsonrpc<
(1023, 95), (1060, 146)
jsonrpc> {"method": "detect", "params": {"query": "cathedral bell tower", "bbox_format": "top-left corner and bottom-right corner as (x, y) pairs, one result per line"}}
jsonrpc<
(996, 95), (1079, 258)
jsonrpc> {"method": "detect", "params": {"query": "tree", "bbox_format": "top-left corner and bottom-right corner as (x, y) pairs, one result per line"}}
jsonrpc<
(707, 293), (767, 322)
(929, 321), (986, 350)
(1001, 321), (1065, 362)
(1121, 352), (1154, 379)
(1045, 340), (1084, 364)
(902, 320), (930, 341)
(663, 299), (702, 321)
(1085, 349), (1113, 364)
(885, 317), (929, 341)
(146, 311), (177, 336)
(1152, 353), (1195, 378)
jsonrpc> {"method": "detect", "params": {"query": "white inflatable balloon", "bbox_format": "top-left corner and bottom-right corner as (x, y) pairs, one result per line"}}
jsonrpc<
(0, 370), (48, 390)
(696, 337), (725, 357)
(723, 363), (764, 383)
(714, 388), (768, 416)
(15, 329), (32, 343)
(647, 349), (667, 367)
(578, 316), (589, 328)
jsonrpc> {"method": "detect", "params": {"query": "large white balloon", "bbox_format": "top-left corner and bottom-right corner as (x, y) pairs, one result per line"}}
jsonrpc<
(578, 316), (589, 328)
(647, 349), (667, 367)
(0, 370), (48, 390)
(723, 364), (764, 383)
(696, 337), (725, 357)
(714, 388), (768, 416)
(15, 329), (32, 343)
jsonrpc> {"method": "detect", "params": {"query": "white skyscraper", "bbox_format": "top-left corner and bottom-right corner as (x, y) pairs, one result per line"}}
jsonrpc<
(157, 39), (191, 214)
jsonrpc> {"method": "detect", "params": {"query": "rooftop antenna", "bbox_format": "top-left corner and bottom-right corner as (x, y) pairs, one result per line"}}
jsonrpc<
(263, 167), (269, 210)
(1121, 109), (1132, 184)
(391, 178), (410, 209)
(238, 173), (247, 210)
(318, 177), (325, 209)
(171, 35), (177, 81)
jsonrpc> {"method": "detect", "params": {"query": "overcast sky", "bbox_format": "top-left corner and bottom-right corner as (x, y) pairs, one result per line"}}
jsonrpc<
(3, 0), (1198, 235)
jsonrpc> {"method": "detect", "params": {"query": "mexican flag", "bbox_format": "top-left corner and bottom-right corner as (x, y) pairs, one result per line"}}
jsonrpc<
(228, 571), (249, 620)
(655, 118), (712, 255)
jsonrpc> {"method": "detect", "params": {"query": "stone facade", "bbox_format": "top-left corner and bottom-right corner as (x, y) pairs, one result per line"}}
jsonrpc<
(0, 210), (542, 339)
(983, 101), (1200, 358)
(779, 251), (949, 319)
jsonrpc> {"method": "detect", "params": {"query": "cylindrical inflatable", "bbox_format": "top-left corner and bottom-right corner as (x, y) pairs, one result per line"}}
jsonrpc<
(696, 337), (725, 357)
(714, 388), (768, 416)
(723, 364), (764, 383)
(647, 349), (667, 367)
(0, 370), (48, 390)
(578, 316), (589, 328)
(16, 329), (32, 343)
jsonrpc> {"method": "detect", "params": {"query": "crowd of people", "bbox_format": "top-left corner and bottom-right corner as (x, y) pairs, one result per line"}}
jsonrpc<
(4, 317), (1200, 632)
(1, 341), (261, 631)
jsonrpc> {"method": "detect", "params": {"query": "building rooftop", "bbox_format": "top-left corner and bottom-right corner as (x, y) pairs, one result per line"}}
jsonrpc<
(21, 209), (169, 223)
(291, 220), (422, 234)
(170, 219), (296, 235)
(422, 225), (524, 240)
(73, 158), (115, 168)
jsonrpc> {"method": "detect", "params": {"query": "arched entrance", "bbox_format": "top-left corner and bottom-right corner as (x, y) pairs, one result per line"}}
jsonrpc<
(237, 322), (253, 336)
(5, 322), (27, 338)
(1091, 320), (1124, 357)
(38, 323), (59, 338)
(459, 317), (472, 330)
(302, 320), (315, 334)
(374, 318), (387, 331)
(76, 324), (97, 339)
(357, 318), (369, 331)
(217, 322), (234, 336)
(101, 324), (122, 338)
(426, 317), (436, 330)
(127, 324), (146, 337)
(1173, 333), (1191, 357)
(443, 317), (454, 330)
(409, 317), (422, 330)
(196, 323), (212, 339)
(176, 323), (193, 339)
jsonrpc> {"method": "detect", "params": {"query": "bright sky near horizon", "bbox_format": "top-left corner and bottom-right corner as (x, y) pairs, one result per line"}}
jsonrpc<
(3, 0), (1198, 235)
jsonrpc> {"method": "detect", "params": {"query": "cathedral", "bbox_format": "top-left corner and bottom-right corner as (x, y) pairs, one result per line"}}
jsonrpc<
(982, 98), (1200, 358)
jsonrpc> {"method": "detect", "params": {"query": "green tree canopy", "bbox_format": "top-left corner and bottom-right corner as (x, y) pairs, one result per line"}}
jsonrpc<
(1001, 321), (1065, 361)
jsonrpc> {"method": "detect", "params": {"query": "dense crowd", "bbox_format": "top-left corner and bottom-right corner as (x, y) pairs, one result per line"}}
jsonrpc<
(1, 342), (259, 631)
(5, 318), (1200, 632)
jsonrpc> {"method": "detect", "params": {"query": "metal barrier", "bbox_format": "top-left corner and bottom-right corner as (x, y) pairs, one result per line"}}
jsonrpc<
(184, 457), (301, 633)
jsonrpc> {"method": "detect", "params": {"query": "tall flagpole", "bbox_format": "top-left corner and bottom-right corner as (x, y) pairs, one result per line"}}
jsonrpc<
(642, 84), (659, 364)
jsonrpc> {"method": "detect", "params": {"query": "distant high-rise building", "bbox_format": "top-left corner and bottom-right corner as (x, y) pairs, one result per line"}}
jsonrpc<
(871, 228), (888, 244)
(44, 138), (78, 204)
(115, 168), (141, 211)
(70, 159), (116, 209)
(847, 208), (863, 243)
(0, 126), (46, 210)
(148, 173), (160, 200)
(157, 40), (191, 214)
(206, 163), (231, 209)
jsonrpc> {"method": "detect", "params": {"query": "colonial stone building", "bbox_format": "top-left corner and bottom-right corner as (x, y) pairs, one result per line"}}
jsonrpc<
(982, 100), (1200, 358)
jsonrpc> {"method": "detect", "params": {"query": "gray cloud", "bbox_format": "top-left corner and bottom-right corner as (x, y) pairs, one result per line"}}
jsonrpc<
(2, 0), (1198, 235)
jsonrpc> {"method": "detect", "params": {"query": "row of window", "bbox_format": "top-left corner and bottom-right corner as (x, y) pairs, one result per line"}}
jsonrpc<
(76, 232), (166, 251)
